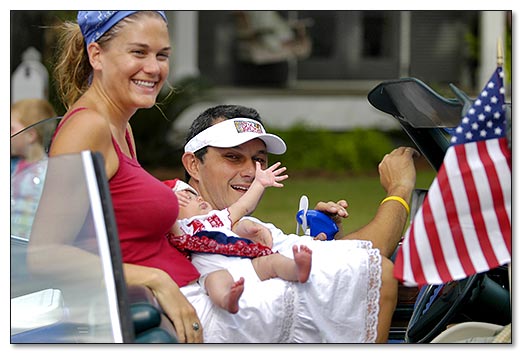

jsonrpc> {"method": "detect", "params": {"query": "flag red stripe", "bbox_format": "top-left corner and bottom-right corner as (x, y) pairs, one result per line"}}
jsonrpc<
(437, 159), (475, 274)
(422, 196), (452, 280)
(497, 138), (512, 251)
(455, 144), (498, 269)
(393, 238), (405, 281)
(407, 221), (427, 285)
(484, 139), (512, 253)
(499, 137), (512, 170)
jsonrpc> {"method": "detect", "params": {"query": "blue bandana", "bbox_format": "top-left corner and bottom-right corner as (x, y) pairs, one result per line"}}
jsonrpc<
(77, 10), (167, 45)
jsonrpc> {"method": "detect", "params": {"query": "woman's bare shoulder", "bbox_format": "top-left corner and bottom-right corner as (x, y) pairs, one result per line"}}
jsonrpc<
(51, 107), (112, 155)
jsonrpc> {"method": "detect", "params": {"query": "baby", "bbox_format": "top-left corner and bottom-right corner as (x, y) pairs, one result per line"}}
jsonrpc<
(168, 162), (312, 314)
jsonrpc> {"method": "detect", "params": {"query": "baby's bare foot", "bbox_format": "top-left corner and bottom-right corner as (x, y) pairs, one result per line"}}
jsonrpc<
(293, 245), (312, 283)
(226, 277), (245, 314)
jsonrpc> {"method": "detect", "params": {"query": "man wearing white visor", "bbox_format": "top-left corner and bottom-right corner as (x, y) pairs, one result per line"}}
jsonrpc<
(176, 104), (419, 343)
(184, 117), (287, 155)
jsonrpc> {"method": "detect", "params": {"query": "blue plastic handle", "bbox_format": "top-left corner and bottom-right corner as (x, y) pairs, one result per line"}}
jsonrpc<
(296, 210), (339, 240)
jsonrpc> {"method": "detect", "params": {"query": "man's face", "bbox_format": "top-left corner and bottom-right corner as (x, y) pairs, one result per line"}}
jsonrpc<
(193, 138), (269, 210)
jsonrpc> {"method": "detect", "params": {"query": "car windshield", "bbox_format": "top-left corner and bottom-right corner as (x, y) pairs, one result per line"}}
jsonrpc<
(11, 120), (129, 343)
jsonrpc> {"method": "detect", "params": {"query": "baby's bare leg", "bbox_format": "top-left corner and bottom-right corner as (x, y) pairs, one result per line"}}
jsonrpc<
(252, 245), (312, 283)
(293, 245), (313, 283)
(204, 270), (244, 314)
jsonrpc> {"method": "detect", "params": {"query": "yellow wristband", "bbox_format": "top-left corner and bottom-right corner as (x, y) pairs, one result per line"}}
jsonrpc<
(380, 196), (410, 215)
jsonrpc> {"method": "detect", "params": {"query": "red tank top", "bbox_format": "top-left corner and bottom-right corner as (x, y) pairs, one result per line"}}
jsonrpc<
(53, 108), (200, 287)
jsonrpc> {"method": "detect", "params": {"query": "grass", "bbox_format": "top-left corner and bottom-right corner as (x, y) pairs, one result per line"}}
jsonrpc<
(251, 169), (437, 235)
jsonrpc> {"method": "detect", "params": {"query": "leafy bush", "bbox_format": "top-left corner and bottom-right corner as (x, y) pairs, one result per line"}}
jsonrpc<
(270, 123), (398, 176)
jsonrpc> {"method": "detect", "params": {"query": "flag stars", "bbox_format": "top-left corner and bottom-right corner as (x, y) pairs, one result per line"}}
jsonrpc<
(449, 68), (505, 147)
(500, 87), (505, 94)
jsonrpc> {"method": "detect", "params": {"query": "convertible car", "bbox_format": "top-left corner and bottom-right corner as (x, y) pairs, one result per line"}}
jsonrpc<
(10, 77), (511, 343)
(368, 77), (512, 343)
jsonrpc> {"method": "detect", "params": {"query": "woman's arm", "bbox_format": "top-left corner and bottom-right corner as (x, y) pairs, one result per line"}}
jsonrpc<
(30, 110), (205, 342)
(123, 263), (203, 343)
(28, 109), (119, 276)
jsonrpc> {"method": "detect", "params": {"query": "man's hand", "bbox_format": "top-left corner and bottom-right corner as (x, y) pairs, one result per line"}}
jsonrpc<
(313, 233), (327, 241)
(313, 200), (348, 239)
(378, 146), (419, 198)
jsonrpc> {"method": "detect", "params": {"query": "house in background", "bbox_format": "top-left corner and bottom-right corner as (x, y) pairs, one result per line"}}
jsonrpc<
(168, 10), (509, 132)
(10, 10), (509, 132)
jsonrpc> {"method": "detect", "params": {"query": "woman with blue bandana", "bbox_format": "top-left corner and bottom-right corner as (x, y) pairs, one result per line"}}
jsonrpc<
(45, 11), (205, 343)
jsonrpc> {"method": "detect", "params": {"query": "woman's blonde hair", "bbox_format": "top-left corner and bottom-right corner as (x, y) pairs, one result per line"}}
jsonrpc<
(53, 21), (91, 109)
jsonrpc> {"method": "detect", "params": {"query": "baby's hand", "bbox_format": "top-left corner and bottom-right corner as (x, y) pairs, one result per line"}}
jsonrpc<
(175, 191), (191, 207)
(255, 161), (288, 188)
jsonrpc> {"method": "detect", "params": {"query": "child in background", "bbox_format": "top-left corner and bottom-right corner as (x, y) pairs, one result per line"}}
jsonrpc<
(11, 98), (57, 239)
(11, 98), (56, 175)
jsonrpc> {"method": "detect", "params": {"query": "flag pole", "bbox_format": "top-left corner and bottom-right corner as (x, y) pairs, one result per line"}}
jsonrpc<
(497, 37), (511, 302)
(497, 37), (504, 67)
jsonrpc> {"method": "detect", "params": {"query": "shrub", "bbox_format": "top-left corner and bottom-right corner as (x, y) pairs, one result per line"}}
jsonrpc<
(270, 124), (397, 176)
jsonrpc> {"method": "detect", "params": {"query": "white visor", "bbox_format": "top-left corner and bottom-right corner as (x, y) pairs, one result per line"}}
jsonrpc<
(184, 118), (287, 155)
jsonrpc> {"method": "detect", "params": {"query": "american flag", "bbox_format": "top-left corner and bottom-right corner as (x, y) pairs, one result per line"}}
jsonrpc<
(394, 67), (512, 287)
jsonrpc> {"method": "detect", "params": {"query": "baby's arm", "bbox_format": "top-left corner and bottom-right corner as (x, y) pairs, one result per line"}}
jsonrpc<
(232, 219), (273, 248)
(228, 161), (288, 223)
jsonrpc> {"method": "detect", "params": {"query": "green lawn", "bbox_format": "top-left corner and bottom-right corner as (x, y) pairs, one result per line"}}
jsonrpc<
(251, 169), (437, 235)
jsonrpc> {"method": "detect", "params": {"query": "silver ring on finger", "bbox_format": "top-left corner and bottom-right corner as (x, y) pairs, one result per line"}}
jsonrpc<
(192, 322), (200, 331)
